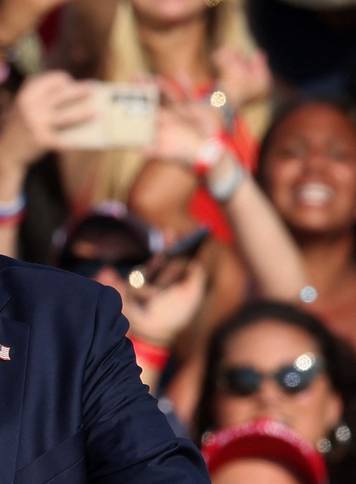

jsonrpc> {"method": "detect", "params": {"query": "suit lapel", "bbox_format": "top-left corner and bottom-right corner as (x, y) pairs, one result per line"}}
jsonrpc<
(0, 278), (30, 484)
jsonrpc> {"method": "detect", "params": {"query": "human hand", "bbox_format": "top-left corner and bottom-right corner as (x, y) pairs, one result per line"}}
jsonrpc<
(125, 261), (206, 347)
(213, 48), (272, 109)
(0, 71), (95, 173)
(0, 0), (70, 46)
(145, 101), (225, 165)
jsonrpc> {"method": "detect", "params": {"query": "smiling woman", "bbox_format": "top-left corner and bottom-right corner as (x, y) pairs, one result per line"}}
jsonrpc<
(257, 100), (356, 234)
(255, 98), (356, 346)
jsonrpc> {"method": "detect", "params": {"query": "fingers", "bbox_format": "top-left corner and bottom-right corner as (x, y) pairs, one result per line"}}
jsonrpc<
(24, 72), (93, 110)
(23, 71), (73, 96)
(11, 71), (97, 153)
(158, 76), (181, 104)
(47, 80), (96, 128)
(250, 50), (272, 82)
(26, 72), (91, 106)
(144, 101), (220, 164)
(49, 81), (94, 109)
(125, 260), (206, 345)
(174, 72), (195, 100)
(212, 46), (241, 73)
(175, 261), (206, 295)
(127, 283), (159, 307)
(157, 72), (198, 105)
(213, 46), (272, 106)
(50, 99), (96, 129)
(143, 108), (183, 160)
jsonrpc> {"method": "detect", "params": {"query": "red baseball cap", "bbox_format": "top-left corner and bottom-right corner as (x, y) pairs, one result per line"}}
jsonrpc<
(202, 419), (328, 484)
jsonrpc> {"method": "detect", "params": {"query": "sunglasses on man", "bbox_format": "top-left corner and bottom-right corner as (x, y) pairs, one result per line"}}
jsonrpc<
(61, 255), (149, 279)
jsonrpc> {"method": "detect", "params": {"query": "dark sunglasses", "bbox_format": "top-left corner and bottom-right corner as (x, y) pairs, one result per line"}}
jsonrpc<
(218, 353), (324, 396)
(61, 255), (149, 279)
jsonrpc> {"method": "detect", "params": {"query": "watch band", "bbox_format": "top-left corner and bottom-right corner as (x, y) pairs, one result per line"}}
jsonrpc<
(207, 154), (246, 202)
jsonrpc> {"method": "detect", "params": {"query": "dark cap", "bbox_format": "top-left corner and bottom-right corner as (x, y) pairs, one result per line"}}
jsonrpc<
(54, 201), (164, 271)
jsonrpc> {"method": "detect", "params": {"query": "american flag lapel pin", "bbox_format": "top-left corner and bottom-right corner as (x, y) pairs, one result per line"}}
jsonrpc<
(0, 344), (11, 361)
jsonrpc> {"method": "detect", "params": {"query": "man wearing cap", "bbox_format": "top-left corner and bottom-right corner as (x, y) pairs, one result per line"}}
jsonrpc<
(0, 254), (210, 483)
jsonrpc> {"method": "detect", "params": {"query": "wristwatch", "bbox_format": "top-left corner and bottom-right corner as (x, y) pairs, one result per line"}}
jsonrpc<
(206, 153), (246, 202)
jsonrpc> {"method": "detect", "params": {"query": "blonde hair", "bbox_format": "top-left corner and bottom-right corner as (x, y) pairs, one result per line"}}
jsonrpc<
(89, 0), (262, 201)
(106, 0), (254, 81)
(59, 1), (261, 204)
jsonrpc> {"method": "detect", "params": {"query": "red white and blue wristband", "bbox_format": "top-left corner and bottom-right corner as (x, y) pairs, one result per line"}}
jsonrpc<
(0, 193), (26, 224)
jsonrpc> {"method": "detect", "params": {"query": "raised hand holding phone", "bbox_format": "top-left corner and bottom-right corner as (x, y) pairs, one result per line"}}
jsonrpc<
(0, 71), (95, 170)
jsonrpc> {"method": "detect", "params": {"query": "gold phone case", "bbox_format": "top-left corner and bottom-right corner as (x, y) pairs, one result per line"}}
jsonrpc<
(58, 81), (158, 149)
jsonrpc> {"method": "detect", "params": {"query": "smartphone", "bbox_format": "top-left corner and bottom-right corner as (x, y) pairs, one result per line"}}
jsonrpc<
(128, 227), (210, 289)
(164, 226), (210, 260)
(58, 81), (159, 149)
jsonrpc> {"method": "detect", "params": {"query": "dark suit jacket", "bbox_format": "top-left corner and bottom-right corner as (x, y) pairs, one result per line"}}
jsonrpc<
(0, 255), (210, 484)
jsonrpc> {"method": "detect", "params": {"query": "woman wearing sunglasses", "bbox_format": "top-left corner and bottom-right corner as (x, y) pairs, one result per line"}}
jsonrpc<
(193, 300), (356, 483)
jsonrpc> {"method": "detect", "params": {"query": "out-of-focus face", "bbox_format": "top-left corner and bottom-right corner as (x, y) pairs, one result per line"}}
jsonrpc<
(262, 103), (356, 234)
(69, 237), (141, 306)
(132, 0), (207, 26)
(212, 459), (300, 484)
(214, 320), (342, 445)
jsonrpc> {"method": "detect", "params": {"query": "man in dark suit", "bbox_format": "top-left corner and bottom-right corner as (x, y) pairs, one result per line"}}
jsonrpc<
(0, 255), (210, 483)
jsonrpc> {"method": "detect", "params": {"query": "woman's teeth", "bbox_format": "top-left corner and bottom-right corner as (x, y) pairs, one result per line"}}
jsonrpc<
(296, 183), (334, 205)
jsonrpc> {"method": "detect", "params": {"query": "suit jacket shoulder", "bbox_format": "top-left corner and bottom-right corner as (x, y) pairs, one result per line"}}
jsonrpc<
(0, 255), (210, 484)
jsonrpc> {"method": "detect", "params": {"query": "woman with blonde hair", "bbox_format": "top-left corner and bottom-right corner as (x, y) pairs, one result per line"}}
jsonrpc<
(52, 0), (266, 203)
(0, 0), (270, 258)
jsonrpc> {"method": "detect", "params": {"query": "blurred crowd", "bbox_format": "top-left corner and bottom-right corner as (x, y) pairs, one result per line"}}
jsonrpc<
(2, 0), (356, 482)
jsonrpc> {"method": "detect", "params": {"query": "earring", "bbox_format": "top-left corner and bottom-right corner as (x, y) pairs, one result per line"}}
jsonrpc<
(334, 423), (352, 446)
(316, 423), (352, 456)
(316, 437), (332, 454)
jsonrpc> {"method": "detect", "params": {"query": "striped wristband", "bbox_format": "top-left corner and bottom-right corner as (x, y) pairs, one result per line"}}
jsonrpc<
(0, 193), (26, 222)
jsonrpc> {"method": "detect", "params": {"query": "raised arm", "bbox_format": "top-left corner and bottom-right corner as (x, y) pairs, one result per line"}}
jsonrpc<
(134, 101), (308, 301)
(208, 154), (307, 300)
(0, 71), (94, 257)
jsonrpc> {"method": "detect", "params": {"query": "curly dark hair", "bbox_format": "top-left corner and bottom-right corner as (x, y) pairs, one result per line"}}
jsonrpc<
(192, 300), (356, 484)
